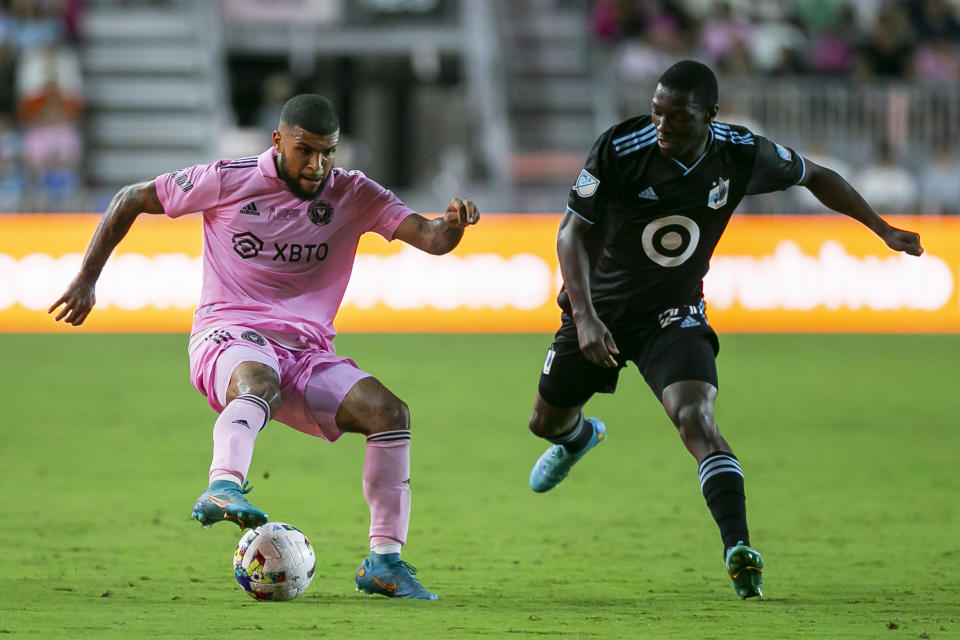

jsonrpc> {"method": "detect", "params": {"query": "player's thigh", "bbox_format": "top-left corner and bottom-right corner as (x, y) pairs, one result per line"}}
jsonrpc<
(188, 327), (281, 413)
(536, 339), (619, 423)
(638, 331), (719, 403)
(299, 357), (373, 426)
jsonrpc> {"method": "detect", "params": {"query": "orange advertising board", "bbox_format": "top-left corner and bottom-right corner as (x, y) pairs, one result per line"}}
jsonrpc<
(1, 213), (958, 333)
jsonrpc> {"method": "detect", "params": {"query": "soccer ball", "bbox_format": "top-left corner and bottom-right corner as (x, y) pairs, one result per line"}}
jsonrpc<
(233, 522), (316, 601)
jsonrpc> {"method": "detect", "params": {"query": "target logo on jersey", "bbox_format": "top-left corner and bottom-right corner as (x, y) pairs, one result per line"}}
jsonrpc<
(641, 215), (701, 267)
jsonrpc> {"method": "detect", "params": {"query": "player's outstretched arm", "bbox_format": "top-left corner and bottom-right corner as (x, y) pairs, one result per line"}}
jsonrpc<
(558, 212), (619, 368)
(799, 159), (923, 256)
(392, 197), (479, 255)
(48, 180), (166, 326)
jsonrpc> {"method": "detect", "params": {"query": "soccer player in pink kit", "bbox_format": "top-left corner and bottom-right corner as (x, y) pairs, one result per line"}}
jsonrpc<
(49, 94), (479, 600)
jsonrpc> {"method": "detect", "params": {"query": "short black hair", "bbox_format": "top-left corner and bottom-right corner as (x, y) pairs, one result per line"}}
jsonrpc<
(278, 94), (339, 135)
(657, 60), (718, 111)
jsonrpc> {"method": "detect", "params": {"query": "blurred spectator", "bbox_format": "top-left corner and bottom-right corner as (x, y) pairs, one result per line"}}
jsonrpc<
(592, 0), (960, 83)
(61, 0), (83, 43)
(0, 25), (16, 118)
(589, 0), (626, 42)
(792, 0), (849, 32)
(256, 72), (297, 135)
(851, 139), (918, 214)
(910, 37), (960, 85)
(858, 5), (915, 79)
(808, 3), (857, 76)
(0, 115), (25, 209)
(646, 0), (696, 46)
(697, 2), (752, 70)
(748, 7), (809, 75)
(0, 0), (84, 211)
(718, 38), (752, 76)
(8, 0), (65, 52)
(616, 1), (695, 81)
(616, 41), (677, 81)
(918, 139), (960, 215)
(907, 0), (960, 41)
(15, 38), (84, 209)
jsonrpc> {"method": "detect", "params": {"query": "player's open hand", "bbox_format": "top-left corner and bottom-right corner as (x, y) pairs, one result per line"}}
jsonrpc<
(577, 316), (620, 368)
(442, 197), (479, 229)
(883, 226), (923, 256)
(48, 276), (96, 326)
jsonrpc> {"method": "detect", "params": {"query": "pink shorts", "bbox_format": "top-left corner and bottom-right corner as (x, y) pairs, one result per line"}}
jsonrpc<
(188, 326), (370, 442)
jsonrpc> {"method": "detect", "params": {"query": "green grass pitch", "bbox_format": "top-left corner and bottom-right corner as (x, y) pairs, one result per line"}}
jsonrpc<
(2, 333), (958, 639)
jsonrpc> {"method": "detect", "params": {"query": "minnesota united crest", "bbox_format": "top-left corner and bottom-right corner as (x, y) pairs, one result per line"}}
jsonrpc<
(707, 177), (730, 210)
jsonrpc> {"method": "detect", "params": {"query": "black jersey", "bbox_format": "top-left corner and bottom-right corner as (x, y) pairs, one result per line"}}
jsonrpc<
(562, 115), (806, 327)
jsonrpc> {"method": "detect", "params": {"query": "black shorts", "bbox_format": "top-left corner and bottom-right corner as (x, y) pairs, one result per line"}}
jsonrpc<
(537, 304), (720, 408)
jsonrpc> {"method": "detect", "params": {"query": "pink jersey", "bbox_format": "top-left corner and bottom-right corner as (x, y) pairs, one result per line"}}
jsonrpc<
(155, 148), (414, 348)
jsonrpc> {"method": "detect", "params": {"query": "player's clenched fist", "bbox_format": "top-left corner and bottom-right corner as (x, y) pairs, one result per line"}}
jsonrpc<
(882, 226), (923, 257)
(443, 197), (479, 229)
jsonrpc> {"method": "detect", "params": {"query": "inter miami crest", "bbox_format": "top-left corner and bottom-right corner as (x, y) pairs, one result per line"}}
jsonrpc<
(307, 200), (334, 226)
(240, 330), (266, 346)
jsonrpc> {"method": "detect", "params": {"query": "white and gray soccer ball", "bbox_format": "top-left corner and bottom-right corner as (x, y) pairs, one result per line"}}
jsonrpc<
(233, 522), (316, 601)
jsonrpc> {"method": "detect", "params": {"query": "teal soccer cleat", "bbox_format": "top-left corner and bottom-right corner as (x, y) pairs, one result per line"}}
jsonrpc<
(725, 541), (764, 599)
(529, 418), (606, 493)
(355, 553), (438, 600)
(190, 480), (268, 530)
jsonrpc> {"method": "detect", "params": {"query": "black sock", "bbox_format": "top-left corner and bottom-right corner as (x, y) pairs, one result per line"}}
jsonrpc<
(547, 413), (594, 453)
(698, 451), (749, 553)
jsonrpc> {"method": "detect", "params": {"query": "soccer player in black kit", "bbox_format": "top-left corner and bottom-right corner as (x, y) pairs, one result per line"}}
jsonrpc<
(526, 60), (924, 599)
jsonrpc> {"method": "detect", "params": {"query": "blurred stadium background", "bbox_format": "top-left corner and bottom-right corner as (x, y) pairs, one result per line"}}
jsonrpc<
(1, 0), (958, 216)
(4, 0), (959, 335)
(3, 4), (959, 637)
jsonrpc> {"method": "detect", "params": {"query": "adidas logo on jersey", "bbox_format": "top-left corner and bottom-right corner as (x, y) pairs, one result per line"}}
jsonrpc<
(638, 187), (658, 200)
(680, 315), (701, 328)
(240, 201), (260, 216)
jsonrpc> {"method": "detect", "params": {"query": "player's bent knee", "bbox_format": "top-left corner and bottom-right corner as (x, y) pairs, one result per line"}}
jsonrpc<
(672, 401), (715, 433)
(528, 409), (550, 438)
(336, 377), (410, 435)
(228, 362), (282, 415)
(354, 396), (408, 435)
(528, 400), (580, 439)
(378, 395), (410, 432)
(347, 392), (409, 434)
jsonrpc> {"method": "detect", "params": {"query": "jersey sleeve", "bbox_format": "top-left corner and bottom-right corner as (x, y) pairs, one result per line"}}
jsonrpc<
(745, 136), (806, 195)
(351, 172), (417, 240)
(567, 127), (615, 224)
(154, 160), (224, 218)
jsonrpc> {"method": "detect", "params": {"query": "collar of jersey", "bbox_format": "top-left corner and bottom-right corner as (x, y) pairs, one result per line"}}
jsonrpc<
(668, 128), (714, 176)
(259, 148), (278, 178)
